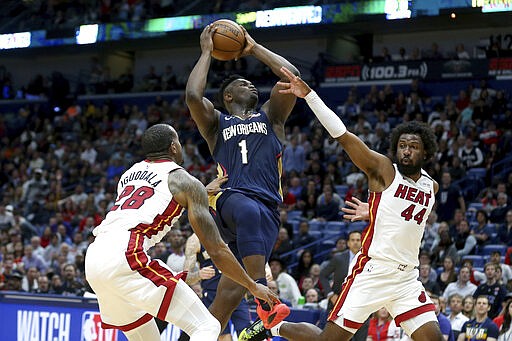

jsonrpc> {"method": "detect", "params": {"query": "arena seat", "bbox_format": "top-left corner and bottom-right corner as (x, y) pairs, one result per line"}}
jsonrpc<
(480, 244), (508, 256)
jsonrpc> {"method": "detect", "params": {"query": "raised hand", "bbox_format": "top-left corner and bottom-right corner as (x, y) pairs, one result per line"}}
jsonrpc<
(341, 197), (370, 222)
(277, 66), (312, 98)
(199, 25), (216, 54)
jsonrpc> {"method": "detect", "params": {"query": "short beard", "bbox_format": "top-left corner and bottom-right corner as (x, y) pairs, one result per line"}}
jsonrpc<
(397, 162), (422, 177)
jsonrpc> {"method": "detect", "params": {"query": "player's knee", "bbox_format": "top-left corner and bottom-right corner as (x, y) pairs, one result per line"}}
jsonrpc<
(201, 316), (221, 336)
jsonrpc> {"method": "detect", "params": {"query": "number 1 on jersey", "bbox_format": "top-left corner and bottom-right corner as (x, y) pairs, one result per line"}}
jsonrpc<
(239, 139), (248, 164)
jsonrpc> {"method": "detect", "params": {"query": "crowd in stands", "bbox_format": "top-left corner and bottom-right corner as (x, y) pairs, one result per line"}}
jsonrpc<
(1, 52), (512, 338)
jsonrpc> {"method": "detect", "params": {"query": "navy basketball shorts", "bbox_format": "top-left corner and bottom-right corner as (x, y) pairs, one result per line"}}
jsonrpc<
(216, 191), (279, 262)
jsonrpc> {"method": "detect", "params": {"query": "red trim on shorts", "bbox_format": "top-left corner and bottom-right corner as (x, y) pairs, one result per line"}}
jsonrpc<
(344, 318), (364, 329)
(328, 253), (370, 321)
(394, 304), (436, 325)
(101, 313), (153, 331)
(156, 272), (187, 320)
(361, 192), (381, 255)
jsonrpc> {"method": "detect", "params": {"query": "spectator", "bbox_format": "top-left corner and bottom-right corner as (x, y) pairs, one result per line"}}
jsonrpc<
(473, 262), (508, 319)
(60, 263), (84, 296)
(0, 204), (15, 231)
(489, 251), (512, 285)
(278, 209), (294, 240)
(293, 249), (314, 281)
(267, 280), (292, 307)
(419, 263), (442, 296)
(313, 188), (340, 222)
(493, 292), (512, 330)
(443, 266), (478, 302)
(4, 270), (25, 292)
(431, 223), (460, 267)
(165, 229), (185, 273)
(269, 256), (301, 308)
(319, 229), (362, 299)
(367, 307), (393, 340)
(21, 168), (49, 210)
(430, 294), (455, 341)
(459, 295), (499, 341)
(462, 295), (475, 320)
(272, 227), (294, 262)
(422, 211), (440, 252)
(447, 293), (469, 340)
(283, 135), (306, 174)
(437, 256), (458, 292)
(454, 219), (477, 258)
(436, 171), (466, 224)
(490, 193), (510, 224)
(21, 244), (47, 274)
(455, 44), (470, 60)
(458, 137), (484, 169)
(21, 266), (39, 293)
(35, 275), (50, 294)
(471, 210), (494, 246)
(497, 210), (512, 245)
(303, 288), (322, 311)
(292, 221), (317, 249)
(497, 299), (512, 340)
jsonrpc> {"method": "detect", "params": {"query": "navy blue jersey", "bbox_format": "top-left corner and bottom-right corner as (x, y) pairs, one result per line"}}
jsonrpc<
(213, 111), (283, 206)
(460, 317), (499, 340)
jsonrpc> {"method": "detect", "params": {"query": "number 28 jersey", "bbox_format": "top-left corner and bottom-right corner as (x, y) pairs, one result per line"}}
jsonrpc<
(93, 160), (184, 249)
(362, 164), (435, 268)
(213, 111), (283, 206)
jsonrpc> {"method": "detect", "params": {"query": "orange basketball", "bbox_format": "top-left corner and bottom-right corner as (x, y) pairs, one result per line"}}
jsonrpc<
(210, 19), (245, 61)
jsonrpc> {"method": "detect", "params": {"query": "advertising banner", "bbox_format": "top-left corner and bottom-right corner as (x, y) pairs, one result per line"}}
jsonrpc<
(324, 59), (490, 83)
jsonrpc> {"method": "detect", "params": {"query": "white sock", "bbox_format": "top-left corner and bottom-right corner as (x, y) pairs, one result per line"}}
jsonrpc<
(270, 321), (284, 336)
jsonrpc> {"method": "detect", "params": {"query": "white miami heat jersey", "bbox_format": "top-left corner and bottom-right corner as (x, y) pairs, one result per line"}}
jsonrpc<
(361, 164), (435, 267)
(93, 159), (184, 248)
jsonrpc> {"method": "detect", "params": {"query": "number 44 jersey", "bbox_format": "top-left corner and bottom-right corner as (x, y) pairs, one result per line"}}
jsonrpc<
(214, 111), (283, 206)
(362, 164), (436, 268)
(93, 160), (185, 248)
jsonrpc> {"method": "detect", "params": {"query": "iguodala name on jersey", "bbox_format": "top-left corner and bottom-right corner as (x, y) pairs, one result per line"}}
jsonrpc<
(119, 170), (163, 188)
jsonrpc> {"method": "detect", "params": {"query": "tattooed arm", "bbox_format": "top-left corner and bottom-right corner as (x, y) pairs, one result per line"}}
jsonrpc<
(168, 169), (277, 305)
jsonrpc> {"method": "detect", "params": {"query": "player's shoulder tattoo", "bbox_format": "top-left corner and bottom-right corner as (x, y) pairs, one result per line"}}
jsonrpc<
(167, 169), (208, 205)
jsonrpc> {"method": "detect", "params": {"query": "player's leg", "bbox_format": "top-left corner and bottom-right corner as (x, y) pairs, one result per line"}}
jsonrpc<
(123, 319), (161, 341)
(409, 321), (444, 341)
(209, 193), (269, 329)
(165, 279), (221, 340)
(208, 272), (247, 330)
(240, 319), (354, 341)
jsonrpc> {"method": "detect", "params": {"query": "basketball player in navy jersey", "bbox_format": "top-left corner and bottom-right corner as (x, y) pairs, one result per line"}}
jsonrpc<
(239, 69), (445, 341)
(186, 24), (299, 330)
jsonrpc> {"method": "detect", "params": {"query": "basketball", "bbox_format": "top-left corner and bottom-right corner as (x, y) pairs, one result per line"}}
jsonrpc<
(210, 19), (245, 61)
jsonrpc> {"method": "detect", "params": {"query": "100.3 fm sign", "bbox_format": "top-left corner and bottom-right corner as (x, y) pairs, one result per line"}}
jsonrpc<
(324, 59), (490, 83)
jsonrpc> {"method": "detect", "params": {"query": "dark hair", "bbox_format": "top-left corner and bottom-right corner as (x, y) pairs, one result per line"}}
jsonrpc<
(141, 124), (177, 157)
(500, 300), (512, 335)
(390, 121), (438, 160)
(216, 74), (243, 110)
(347, 230), (362, 239)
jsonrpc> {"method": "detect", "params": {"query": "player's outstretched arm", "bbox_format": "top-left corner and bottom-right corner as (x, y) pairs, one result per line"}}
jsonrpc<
(278, 66), (394, 188)
(169, 169), (277, 306)
(185, 25), (219, 146)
